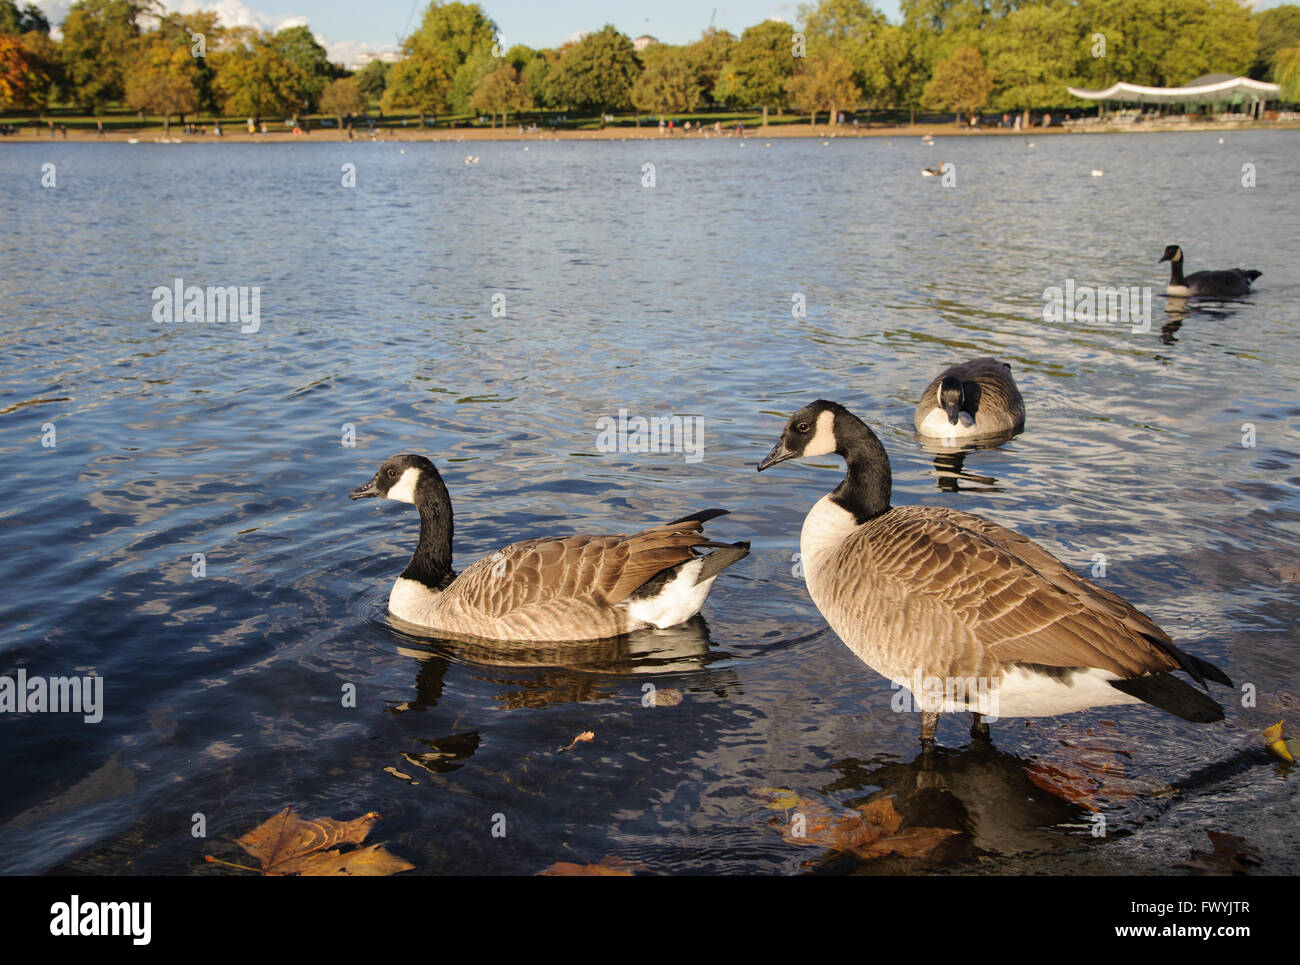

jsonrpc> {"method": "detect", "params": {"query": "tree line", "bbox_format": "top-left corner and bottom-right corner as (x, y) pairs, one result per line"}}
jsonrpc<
(2, 0), (1299, 131)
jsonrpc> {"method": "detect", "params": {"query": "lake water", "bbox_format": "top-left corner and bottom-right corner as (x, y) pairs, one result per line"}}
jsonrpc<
(1, 131), (1297, 875)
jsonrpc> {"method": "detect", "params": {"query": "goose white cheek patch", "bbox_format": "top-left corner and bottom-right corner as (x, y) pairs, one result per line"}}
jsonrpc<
(387, 467), (420, 503)
(804, 410), (838, 457)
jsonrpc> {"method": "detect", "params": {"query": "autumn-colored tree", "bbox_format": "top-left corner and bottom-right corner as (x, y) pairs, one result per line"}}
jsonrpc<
(921, 45), (993, 124)
(715, 19), (796, 125)
(0, 33), (32, 109)
(631, 46), (702, 122)
(0, 29), (58, 112)
(547, 24), (639, 126)
(320, 76), (367, 128)
(469, 63), (531, 126)
(786, 47), (860, 126)
(126, 31), (205, 132)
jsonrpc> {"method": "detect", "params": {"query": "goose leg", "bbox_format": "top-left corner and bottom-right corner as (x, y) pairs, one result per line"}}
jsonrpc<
(920, 711), (939, 749)
(970, 713), (991, 743)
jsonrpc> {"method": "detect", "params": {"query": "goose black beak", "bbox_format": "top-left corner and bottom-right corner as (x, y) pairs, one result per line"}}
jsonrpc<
(350, 478), (381, 499)
(1158, 253), (1170, 263)
(757, 441), (796, 472)
(944, 403), (962, 425)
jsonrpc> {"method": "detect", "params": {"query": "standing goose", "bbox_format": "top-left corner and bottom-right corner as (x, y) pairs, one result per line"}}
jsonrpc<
(757, 401), (1231, 748)
(913, 358), (1025, 440)
(351, 454), (749, 642)
(1160, 244), (1260, 297)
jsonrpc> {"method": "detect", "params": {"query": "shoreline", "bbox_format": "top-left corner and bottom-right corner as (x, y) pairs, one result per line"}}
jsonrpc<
(3, 120), (1297, 144)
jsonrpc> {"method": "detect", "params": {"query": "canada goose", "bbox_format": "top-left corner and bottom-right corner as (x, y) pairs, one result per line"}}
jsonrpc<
(1159, 244), (1260, 297)
(757, 401), (1232, 748)
(921, 162), (945, 177)
(913, 358), (1025, 440)
(351, 454), (749, 642)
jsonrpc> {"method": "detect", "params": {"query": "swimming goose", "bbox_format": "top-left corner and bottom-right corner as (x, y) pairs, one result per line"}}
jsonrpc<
(351, 454), (749, 642)
(1160, 244), (1260, 297)
(921, 162), (945, 177)
(913, 357), (1025, 440)
(757, 401), (1232, 748)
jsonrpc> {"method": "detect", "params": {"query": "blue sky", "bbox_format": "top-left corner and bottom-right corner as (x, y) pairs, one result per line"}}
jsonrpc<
(33, 0), (1284, 66)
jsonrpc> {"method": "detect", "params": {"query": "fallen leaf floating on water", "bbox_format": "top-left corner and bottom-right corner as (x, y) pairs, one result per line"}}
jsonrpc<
(763, 791), (957, 861)
(1023, 720), (1154, 810)
(651, 688), (683, 707)
(538, 854), (646, 876)
(754, 787), (800, 811)
(1176, 831), (1263, 876)
(212, 808), (414, 876)
(558, 730), (595, 753)
(1262, 721), (1296, 764)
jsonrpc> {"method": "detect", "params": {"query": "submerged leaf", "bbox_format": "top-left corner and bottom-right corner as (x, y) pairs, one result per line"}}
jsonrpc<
(539, 854), (646, 876)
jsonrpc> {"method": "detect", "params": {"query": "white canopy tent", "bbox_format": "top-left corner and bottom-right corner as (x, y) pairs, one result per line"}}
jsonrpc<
(1068, 74), (1281, 118)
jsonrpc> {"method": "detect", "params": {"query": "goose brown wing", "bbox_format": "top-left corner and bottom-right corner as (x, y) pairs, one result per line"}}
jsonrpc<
(445, 520), (720, 620)
(838, 506), (1180, 679)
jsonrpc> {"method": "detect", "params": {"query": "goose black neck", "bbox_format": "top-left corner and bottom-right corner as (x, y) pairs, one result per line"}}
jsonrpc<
(831, 414), (892, 524)
(1168, 258), (1185, 286)
(402, 471), (454, 589)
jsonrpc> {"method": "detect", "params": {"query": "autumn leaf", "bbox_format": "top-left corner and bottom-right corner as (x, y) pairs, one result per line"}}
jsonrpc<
(538, 854), (646, 876)
(1262, 721), (1296, 764)
(558, 730), (595, 753)
(766, 792), (956, 861)
(218, 808), (414, 876)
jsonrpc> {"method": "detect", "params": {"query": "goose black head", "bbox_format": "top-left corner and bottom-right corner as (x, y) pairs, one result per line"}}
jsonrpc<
(938, 375), (965, 425)
(757, 399), (886, 471)
(1159, 244), (1182, 264)
(350, 454), (438, 504)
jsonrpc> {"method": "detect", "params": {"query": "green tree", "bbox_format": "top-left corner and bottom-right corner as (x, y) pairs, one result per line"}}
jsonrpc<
(380, 47), (453, 127)
(786, 46), (860, 126)
(715, 19), (796, 125)
(469, 62), (531, 125)
(406, 1), (497, 71)
(273, 24), (333, 116)
(1253, 5), (1300, 79)
(211, 27), (312, 126)
(921, 44), (993, 123)
(631, 46), (702, 122)
(61, 0), (151, 111)
(547, 24), (639, 126)
(356, 58), (389, 103)
(522, 47), (558, 107)
(986, 3), (1084, 115)
(1276, 43), (1300, 100)
(685, 27), (735, 106)
(320, 76), (367, 128)
(799, 0), (890, 117)
(451, 45), (495, 113)
(0, 0), (48, 34)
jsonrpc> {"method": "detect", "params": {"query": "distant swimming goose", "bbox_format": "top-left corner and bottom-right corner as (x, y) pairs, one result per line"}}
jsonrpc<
(757, 401), (1232, 748)
(351, 454), (749, 642)
(1160, 244), (1260, 297)
(921, 162), (945, 177)
(914, 357), (1025, 439)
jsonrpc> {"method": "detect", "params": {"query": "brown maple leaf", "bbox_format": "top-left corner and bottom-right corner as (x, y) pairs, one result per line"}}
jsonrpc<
(1176, 831), (1263, 876)
(767, 793), (956, 861)
(224, 808), (414, 876)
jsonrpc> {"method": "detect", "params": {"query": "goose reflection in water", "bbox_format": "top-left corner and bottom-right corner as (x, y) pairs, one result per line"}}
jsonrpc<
(1160, 294), (1254, 346)
(804, 743), (1098, 873)
(915, 428), (1021, 494)
(388, 614), (718, 711)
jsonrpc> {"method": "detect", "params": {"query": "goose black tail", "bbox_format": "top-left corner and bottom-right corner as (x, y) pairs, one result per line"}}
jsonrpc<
(668, 508), (729, 526)
(1142, 634), (1233, 688)
(692, 541), (750, 584)
(1109, 673), (1225, 723)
